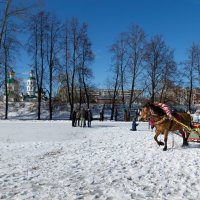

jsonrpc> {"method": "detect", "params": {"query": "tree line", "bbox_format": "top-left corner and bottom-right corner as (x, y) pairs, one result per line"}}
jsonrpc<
(1, 0), (200, 120)
(109, 26), (200, 119)
(0, 0), (94, 119)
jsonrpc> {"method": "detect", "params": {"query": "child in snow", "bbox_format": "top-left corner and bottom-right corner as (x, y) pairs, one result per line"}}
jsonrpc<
(130, 117), (138, 131)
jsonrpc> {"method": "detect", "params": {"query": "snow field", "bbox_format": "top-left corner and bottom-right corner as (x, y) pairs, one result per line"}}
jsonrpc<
(0, 121), (200, 199)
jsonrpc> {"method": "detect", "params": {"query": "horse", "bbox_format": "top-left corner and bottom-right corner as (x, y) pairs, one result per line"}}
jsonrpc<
(139, 102), (192, 151)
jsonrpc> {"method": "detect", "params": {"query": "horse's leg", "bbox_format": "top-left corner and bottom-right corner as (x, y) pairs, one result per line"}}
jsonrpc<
(154, 130), (164, 146)
(163, 130), (169, 151)
(179, 129), (189, 146)
(185, 129), (190, 142)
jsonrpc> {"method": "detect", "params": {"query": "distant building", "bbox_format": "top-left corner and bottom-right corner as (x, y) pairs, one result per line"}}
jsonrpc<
(193, 88), (200, 104)
(55, 85), (200, 106)
(4, 70), (19, 102)
(23, 70), (48, 102)
(93, 89), (143, 105)
(23, 70), (37, 102)
(27, 70), (36, 96)
(165, 87), (200, 105)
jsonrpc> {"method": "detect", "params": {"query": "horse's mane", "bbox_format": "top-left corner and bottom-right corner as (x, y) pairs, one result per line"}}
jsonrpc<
(144, 102), (166, 116)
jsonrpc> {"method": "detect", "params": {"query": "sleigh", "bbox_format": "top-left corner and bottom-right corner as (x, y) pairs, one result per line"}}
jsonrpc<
(173, 120), (200, 143)
(187, 123), (200, 142)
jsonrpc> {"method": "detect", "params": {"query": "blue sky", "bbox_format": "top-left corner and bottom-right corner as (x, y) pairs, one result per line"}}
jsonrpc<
(16, 0), (200, 87)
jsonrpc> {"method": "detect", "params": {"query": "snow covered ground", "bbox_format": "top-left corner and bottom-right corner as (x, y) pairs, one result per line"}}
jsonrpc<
(1, 120), (200, 200)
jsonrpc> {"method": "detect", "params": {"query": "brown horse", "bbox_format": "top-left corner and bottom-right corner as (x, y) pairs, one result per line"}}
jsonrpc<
(140, 102), (192, 151)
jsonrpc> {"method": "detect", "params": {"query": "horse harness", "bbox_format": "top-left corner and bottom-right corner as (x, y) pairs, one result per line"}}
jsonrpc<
(149, 109), (171, 126)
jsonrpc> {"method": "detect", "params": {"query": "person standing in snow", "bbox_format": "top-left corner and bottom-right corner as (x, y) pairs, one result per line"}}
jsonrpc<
(87, 109), (93, 127)
(100, 111), (104, 121)
(76, 110), (80, 126)
(72, 110), (76, 127)
(114, 108), (118, 121)
(80, 108), (86, 127)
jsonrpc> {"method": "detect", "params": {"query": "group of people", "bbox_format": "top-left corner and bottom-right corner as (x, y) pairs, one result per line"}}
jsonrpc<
(72, 108), (93, 127)
(71, 101), (176, 131)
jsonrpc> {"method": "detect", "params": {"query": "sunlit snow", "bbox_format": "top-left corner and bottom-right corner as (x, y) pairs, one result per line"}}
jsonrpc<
(1, 120), (200, 199)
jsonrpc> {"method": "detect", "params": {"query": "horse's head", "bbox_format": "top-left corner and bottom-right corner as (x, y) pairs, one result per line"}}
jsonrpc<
(139, 102), (166, 121)
(139, 104), (150, 121)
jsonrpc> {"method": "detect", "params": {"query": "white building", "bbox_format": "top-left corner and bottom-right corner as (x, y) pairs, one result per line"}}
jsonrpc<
(27, 70), (36, 96)
(23, 70), (37, 102)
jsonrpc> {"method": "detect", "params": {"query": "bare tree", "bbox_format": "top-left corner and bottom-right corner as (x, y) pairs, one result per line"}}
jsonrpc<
(59, 18), (94, 119)
(0, 0), (39, 119)
(118, 33), (129, 109)
(110, 34), (129, 120)
(109, 26), (147, 120)
(0, 0), (36, 90)
(144, 35), (173, 103)
(158, 51), (176, 102)
(60, 21), (71, 109)
(110, 60), (119, 120)
(2, 21), (21, 119)
(0, 0), (37, 50)
(183, 43), (199, 112)
(69, 18), (82, 117)
(0, 0), (11, 50)
(126, 24), (145, 120)
(2, 27), (9, 119)
(27, 11), (48, 120)
(192, 43), (200, 85)
(78, 23), (94, 109)
(46, 14), (61, 120)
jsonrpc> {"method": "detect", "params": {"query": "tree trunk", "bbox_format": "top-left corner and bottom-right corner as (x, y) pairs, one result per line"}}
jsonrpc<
(48, 38), (53, 120)
(70, 30), (77, 119)
(0, 0), (10, 49)
(128, 75), (135, 121)
(82, 75), (90, 109)
(37, 87), (41, 120)
(110, 74), (119, 120)
(3, 32), (9, 119)
(188, 71), (193, 112)
(4, 58), (8, 120)
(49, 72), (52, 120)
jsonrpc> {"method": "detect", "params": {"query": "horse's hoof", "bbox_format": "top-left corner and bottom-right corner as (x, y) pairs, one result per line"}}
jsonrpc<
(159, 141), (164, 146)
(163, 147), (167, 151)
(182, 142), (189, 147)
